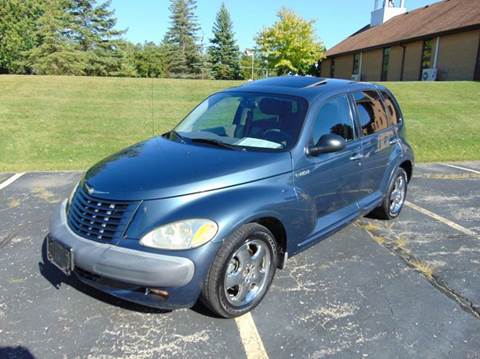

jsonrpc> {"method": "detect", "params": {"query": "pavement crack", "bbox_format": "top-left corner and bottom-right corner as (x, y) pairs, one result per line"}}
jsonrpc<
(358, 221), (480, 321)
(0, 232), (16, 249)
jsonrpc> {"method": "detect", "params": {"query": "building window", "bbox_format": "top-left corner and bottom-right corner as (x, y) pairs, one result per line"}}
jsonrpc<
(330, 58), (335, 78)
(352, 53), (360, 74)
(421, 39), (433, 71)
(381, 47), (391, 81)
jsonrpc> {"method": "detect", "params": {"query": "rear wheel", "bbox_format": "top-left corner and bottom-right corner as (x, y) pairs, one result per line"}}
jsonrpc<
(370, 168), (408, 220)
(201, 223), (277, 318)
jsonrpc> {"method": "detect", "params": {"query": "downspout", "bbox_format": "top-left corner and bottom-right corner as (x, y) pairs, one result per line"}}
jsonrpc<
(433, 36), (440, 68)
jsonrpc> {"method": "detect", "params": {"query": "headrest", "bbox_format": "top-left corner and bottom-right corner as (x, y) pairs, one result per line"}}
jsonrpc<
(259, 98), (292, 115)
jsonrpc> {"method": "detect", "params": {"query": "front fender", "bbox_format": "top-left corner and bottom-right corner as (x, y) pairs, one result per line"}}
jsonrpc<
(125, 173), (310, 254)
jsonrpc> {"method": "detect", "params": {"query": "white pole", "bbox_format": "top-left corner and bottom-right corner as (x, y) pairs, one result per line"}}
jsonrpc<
(433, 36), (440, 68)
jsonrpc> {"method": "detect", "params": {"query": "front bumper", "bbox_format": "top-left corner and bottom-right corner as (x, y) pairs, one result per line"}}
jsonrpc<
(48, 200), (198, 307)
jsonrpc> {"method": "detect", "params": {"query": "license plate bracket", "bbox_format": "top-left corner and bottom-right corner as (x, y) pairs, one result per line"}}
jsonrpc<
(47, 237), (74, 275)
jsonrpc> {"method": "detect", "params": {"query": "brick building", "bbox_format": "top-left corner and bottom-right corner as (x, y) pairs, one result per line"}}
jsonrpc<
(320, 0), (480, 81)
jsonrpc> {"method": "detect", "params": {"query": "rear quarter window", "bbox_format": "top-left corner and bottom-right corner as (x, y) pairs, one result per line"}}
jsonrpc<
(352, 91), (389, 136)
(380, 90), (402, 126)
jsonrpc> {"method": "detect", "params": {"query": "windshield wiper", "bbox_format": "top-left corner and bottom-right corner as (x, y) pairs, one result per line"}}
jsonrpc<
(169, 130), (186, 143)
(189, 137), (240, 150)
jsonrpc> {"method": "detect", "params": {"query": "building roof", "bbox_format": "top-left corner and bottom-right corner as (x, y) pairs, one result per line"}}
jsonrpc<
(327, 0), (480, 57)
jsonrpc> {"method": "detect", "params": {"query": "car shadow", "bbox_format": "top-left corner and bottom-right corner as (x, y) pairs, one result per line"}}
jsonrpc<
(38, 236), (219, 318)
(0, 346), (36, 359)
(38, 237), (171, 314)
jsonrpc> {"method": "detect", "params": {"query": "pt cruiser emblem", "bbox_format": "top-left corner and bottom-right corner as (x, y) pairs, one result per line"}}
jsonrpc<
(85, 183), (108, 195)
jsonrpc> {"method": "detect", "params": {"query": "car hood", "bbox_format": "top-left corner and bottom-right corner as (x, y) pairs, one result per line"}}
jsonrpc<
(84, 137), (292, 201)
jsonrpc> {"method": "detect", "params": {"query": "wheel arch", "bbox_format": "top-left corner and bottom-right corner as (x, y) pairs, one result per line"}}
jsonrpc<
(251, 216), (288, 269)
(399, 160), (413, 182)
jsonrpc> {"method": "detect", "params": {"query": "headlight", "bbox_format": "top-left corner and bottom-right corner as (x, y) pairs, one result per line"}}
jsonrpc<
(139, 219), (218, 250)
(67, 181), (80, 206)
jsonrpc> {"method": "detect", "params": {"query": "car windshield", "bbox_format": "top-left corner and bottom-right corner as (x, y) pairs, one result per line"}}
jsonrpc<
(171, 92), (308, 151)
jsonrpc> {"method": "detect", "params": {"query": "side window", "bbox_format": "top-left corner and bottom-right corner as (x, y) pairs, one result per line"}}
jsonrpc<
(353, 91), (389, 136)
(380, 91), (402, 126)
(313, 95), (355, 145)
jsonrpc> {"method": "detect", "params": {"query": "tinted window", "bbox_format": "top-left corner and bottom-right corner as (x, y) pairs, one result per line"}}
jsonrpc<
(313, 95), (355, 145)
(352, 53), (360, 75)
(381, 47), (391, 81)
(353, 91), (389, 136)
(330, 58), (335, 78)
(380, 91), (402, 126)
(421, 39), (433, 71)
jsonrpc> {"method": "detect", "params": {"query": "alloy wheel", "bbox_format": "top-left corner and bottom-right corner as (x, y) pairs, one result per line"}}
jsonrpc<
(223, 239), (271, 307)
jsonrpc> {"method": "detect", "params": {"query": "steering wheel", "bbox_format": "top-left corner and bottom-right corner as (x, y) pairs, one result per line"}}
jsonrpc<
(262, 129), (292, 147)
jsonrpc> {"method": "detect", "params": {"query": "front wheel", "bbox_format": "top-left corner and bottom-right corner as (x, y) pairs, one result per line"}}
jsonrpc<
(201, 223), (277, 318)
(370, 168), (408, 220)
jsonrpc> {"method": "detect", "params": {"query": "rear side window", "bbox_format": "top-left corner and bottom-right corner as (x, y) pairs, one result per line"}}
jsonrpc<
(313, 94), (355, 144)
(380, 90), (402, 126)
(352, 91), (389, 136)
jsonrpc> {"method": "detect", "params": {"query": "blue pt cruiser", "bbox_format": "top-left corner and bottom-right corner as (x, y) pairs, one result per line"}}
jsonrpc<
(47, 76), (414, 318)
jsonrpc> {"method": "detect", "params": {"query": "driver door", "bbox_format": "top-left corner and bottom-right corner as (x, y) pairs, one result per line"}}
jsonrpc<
(294, 94), (364, 246)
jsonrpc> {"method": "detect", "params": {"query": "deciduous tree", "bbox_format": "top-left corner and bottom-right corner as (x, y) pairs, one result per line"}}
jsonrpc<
(256, 9), (325, 75)
(0, 0), (43, 73)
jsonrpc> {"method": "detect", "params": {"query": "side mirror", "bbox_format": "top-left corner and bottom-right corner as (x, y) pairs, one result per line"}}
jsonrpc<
(307, 133), (346, 156)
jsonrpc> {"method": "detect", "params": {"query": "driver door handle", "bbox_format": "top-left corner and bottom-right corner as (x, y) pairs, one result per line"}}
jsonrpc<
(389, 138), (399, 145)
(350, 153), (363, 161)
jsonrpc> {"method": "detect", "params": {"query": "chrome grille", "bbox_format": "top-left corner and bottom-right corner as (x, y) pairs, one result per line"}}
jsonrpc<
(67, 186), (139, 241)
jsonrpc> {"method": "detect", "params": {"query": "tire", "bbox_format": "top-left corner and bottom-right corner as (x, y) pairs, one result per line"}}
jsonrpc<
(201, 223), (278, 318)
(370, 167), (408, 220)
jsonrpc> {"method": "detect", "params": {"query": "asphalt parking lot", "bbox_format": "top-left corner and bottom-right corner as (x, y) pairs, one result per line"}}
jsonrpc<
(0, 162), (479, 359)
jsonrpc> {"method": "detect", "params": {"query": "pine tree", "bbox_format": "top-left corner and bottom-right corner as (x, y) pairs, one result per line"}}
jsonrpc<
(27, 0), (87, 75)
(134, 42), (169, 78)
(208, 3), (240, 80)
(69, 0), (127, 76)
(163, 0), (202, 78)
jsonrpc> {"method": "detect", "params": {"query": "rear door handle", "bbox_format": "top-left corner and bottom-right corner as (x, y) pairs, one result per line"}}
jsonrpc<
(350, 153), (363, 161)
(389, 138), (399, 145)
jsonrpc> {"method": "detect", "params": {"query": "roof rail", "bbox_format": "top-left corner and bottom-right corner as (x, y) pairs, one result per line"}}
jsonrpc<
(304, 79), (328, 88)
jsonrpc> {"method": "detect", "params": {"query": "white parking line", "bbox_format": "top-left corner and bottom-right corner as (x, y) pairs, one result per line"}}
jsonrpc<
(405, 201), (478, 238)
(438, 163), (480, 175)
(0, 173), (25, 191)
(235, 312), (269, 359)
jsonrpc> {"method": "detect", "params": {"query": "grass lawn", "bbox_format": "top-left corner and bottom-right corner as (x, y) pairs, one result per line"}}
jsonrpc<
(0, 75), (479, 171)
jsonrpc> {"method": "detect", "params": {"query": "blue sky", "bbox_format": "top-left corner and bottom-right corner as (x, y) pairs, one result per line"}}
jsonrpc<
(112, 0), (435, 50)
